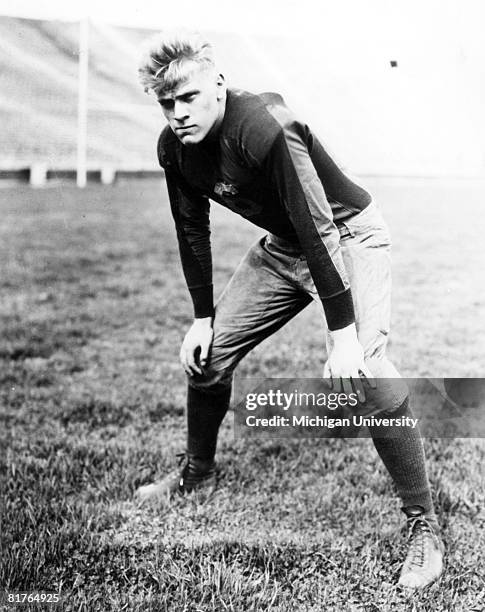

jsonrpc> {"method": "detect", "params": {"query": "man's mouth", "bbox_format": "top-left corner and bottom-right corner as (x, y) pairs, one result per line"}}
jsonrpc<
(176, 125), (196, 131)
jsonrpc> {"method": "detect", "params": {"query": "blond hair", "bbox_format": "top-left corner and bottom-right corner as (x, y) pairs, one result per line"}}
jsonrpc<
(138, 30), (215, 96)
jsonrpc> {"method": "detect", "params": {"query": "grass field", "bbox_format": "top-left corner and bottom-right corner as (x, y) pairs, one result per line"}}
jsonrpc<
(1, 177), (484, 611)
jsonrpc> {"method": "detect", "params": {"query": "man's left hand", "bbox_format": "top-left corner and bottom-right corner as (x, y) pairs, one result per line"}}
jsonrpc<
(323, 323), (376, 402)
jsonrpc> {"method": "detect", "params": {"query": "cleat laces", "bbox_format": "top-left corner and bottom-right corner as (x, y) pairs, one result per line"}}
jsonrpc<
(405, 516), (434, 569)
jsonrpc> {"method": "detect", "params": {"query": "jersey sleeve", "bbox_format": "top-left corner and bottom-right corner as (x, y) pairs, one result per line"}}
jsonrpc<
(164, 169), (214, 319)
(261, 122), (355, 331)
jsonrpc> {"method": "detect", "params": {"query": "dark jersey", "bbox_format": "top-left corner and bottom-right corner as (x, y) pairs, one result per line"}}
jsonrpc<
(158, 88), (372, 331)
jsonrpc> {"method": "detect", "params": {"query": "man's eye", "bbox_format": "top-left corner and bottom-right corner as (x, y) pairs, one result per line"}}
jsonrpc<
(159, 100), (174, 110)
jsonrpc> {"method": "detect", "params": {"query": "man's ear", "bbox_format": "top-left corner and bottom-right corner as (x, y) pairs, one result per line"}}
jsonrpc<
(216, 73), (226, 99)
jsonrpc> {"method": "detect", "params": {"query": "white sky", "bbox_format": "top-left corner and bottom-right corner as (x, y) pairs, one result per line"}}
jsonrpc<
(0, 0), (482, 41)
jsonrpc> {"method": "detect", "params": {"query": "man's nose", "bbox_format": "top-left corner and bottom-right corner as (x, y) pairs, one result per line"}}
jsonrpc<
(173, 100), (189, 122)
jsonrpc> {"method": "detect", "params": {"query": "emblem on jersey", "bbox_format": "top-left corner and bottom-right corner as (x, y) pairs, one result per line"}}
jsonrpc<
(214, 182), (239, 197)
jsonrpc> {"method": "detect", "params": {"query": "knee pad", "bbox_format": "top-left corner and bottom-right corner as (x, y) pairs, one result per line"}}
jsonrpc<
(187, 366), (233, 395)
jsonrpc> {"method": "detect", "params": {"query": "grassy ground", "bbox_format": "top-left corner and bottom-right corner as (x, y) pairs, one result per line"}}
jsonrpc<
(1, 178), (484, 611)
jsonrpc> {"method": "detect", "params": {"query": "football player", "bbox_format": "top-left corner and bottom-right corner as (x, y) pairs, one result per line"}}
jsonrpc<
(136, 30), (444, 588)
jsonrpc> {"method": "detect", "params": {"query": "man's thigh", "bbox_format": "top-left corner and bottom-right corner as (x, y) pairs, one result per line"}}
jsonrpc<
(207, 236), (311, 376)
(338, 203), (408, 409)
(303, 202), (407, 410)
(338, 202), (393, 363)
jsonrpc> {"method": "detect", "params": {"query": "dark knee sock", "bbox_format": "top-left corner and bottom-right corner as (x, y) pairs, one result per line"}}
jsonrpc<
(187, 383), (232, 462)
(369, 398), (436, 521)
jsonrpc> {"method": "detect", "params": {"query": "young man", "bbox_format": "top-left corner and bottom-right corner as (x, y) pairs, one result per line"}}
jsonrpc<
(136, 31), (444, 588)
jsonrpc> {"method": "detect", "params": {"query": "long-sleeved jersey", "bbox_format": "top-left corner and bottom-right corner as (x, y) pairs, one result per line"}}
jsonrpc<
(158, 88), (372, 331)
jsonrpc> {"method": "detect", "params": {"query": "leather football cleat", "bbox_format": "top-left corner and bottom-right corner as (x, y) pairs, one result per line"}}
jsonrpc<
(398, 506), (444, 589)
(135, 453), (217, 505)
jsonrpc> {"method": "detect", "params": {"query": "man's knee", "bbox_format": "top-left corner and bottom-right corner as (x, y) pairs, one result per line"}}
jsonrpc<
(187, 366), (233, 394)
(363, 357), (409, 415)
(386, 395), (409, 417)
(371, 384), (410, 416)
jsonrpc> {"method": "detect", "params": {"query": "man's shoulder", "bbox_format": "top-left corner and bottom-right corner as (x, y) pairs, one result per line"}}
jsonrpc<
(157, 125), (178, 168)
(225, 88), (295, 163)
(227, 88), (292, 121)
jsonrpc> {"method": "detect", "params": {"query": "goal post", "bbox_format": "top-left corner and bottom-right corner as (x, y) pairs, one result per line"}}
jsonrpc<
(76, 17), (89, 188)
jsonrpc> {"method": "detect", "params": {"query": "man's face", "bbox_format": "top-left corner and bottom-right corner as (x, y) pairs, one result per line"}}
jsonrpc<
(157, 63), (225, 145)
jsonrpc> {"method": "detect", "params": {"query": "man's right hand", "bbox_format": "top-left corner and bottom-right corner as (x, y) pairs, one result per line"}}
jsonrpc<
(180, 317), (214, 376)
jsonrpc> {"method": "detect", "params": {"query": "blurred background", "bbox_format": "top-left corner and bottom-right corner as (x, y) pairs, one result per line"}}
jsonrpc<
(0, 0), (483, 181)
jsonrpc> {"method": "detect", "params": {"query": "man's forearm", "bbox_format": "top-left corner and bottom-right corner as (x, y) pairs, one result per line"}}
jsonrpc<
(188, 285), (214, 319)
(165, 171), (215, 319)
(264, 131), (355, 331)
